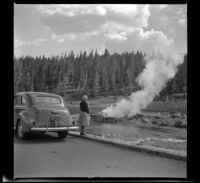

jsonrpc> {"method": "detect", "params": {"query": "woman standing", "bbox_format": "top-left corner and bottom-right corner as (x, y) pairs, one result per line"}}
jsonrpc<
(79, 95), (90, 136)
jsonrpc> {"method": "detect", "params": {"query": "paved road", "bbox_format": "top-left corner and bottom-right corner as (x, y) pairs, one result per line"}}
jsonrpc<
(14, 132), (186, 178)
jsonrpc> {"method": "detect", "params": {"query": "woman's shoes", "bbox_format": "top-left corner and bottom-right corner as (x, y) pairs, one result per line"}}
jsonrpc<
(80, 132), (85, 136)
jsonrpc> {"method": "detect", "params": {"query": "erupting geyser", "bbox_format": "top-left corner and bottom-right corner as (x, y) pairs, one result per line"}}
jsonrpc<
(102, 50), (184, 118)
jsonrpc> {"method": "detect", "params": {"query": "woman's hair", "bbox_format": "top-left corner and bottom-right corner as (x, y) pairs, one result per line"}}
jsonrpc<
(82, 95), (88, 101)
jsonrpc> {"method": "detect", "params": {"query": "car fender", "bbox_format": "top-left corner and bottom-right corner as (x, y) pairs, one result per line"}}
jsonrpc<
(18, 110), (35, 133)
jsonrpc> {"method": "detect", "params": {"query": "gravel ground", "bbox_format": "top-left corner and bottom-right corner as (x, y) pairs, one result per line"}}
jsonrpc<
(68, 97), (187, 152)
(72, 111), (187, 152)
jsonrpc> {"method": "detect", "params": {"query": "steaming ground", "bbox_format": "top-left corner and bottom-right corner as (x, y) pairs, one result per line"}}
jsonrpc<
(67, 96), (187, 152)
(102, 52), (184, 118)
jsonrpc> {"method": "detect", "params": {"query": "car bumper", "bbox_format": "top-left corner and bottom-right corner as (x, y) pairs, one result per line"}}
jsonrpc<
(31, 126), (79, 132)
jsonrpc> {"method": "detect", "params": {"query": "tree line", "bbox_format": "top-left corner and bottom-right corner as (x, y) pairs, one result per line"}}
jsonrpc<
(14, 49), (187, 99)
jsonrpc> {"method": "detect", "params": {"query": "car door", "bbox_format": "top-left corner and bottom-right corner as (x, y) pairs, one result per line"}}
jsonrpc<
(14, 95), (28, 129)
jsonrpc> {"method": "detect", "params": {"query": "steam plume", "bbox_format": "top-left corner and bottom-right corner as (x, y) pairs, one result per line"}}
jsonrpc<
(98, 39), (108, 55)
(102, 49), (184, 118)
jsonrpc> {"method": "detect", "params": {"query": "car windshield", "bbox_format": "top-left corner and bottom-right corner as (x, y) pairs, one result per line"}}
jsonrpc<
(35, 96), (61, 104)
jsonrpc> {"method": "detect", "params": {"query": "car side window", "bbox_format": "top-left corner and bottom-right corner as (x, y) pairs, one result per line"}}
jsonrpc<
(26, 95), (32, 105)
(16, 95), (22, 105)
(21, 96), (27, 105)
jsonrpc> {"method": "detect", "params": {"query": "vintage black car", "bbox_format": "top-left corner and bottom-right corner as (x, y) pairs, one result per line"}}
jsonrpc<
(14, 92), (78, 139)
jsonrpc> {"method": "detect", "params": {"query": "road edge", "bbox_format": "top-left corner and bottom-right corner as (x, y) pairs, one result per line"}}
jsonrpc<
(68, 131), (186, 161)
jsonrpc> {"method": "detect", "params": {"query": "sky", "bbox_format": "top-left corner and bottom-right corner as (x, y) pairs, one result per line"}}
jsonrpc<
(14, 4), (187, 57)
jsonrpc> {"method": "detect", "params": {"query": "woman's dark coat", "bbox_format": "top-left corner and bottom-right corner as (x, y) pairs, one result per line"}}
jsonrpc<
(79, 101), (90, 126)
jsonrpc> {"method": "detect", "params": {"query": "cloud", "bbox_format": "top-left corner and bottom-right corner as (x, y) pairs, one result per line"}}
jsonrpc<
(100, 20), (173, 47)
(51, 31), (100, 43)
(56, 38), (65, 43)
(37, 5), (107, 17)
(33, 38), (48, 46)
(15, 38), (48, 48)
(176, 6), (186, 17)
(104, 32), (128, 41)
(52, 33), (75, 41)
(178, 18), (186, 26)
(159, 5), (168, 10)
(37, 4), (150, 21)
(36, 4), (154, 46)
(14, 4), (187, 56)
(33, 4), (153, 51)
(14, 39), (32, 48)
(105, 4), (150, 27)
(101, 21), (134, 34)
(106, 4), (138, 16)
(104, 28), (174, 54)
(36, 5), (150, 35)
(136, 28), (174, 46)
(78, 31), (100, 40)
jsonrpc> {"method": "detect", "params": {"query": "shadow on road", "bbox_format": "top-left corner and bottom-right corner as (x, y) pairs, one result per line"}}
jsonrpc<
(14, 132), (67, 144)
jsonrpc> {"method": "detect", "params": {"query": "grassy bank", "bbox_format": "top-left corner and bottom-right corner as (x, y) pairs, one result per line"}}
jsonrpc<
(145, 101), (187, 114)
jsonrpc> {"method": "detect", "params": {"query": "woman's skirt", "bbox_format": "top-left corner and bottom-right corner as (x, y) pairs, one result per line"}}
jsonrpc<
(78, 111), (90, 126)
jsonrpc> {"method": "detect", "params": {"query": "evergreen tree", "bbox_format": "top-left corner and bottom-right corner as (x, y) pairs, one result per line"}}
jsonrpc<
(14, 51), (187, 98)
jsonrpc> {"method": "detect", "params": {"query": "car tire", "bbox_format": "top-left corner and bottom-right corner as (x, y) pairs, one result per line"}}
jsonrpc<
(17, 121), (26, 139)
(57, 131), (68, 138)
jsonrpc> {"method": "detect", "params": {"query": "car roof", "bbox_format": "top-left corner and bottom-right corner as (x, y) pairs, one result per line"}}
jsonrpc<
(15, 91), (62, 98)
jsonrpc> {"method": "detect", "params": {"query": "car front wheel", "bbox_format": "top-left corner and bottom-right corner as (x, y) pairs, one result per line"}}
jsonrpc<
(57, 131), (68, 138)
(17, 121), (26, 139)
